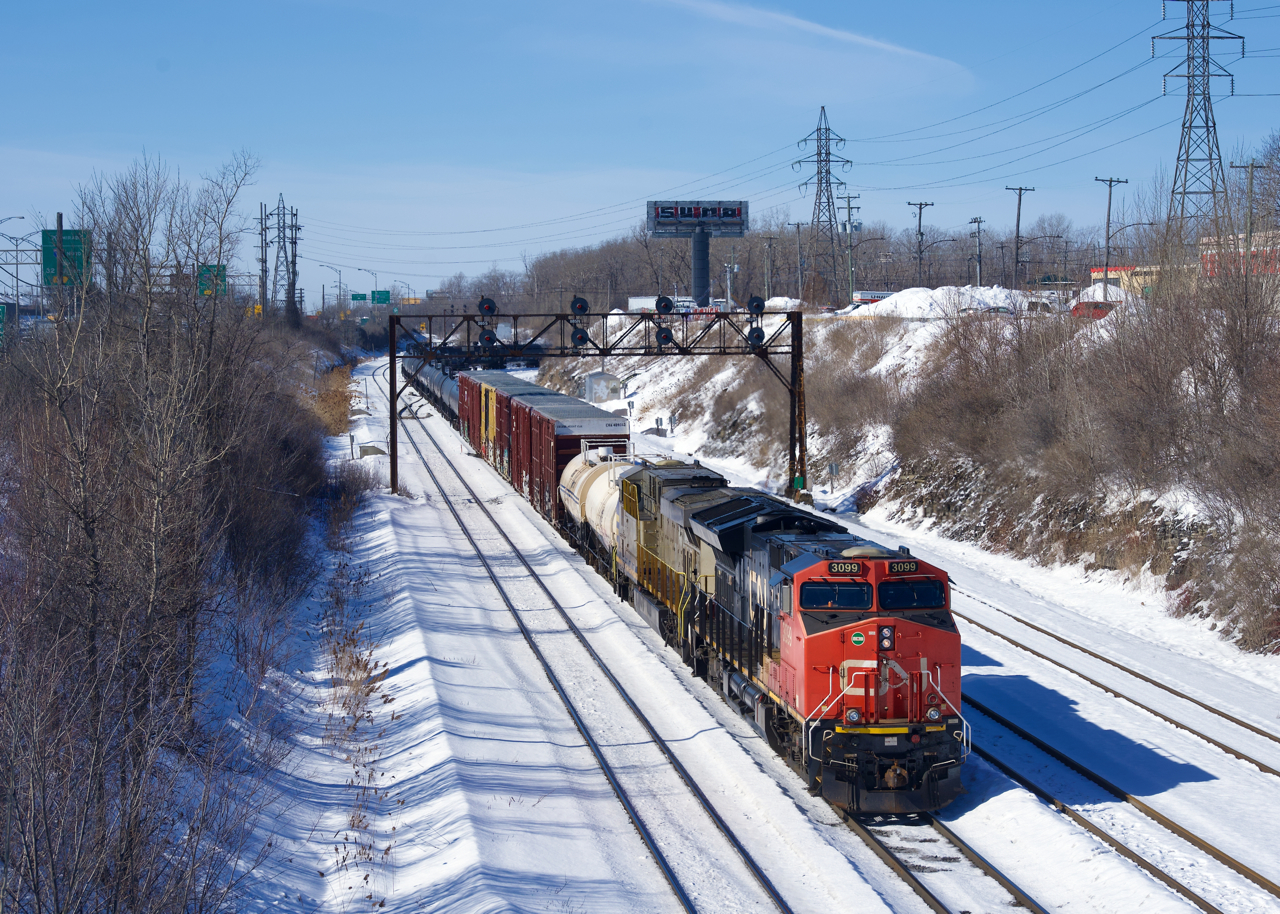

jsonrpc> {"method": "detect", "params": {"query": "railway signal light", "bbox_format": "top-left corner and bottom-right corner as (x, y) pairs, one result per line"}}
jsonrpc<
(570, 296), (590, 315)
(479, 329), (498, 347)
(747, 327), (765, 348)
(747, 295), (765, 314)
(478, 297), (498, 316)
(655, 326), (675, 346)
(655, 295), (675, 314)
(570, 327), (591, 347)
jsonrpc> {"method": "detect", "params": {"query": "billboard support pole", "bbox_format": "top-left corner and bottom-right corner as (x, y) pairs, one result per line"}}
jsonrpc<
(691, 227), (710, 308)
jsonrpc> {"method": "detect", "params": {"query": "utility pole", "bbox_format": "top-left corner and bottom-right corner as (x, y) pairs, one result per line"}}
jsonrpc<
(764, 236), (776, 301)
(840, 194), (861, 301)
(789, 222), (806, 299)
(1006, 186), (1034, 290)
(969, 216), (985, 286)
(285, 206), (302, 327)
(1095, 177), (1128, 304)
(258, 202), (269, 313)
(996, 242), (1009, 288)
(1230, 161), (1272, 276)
(908, 202), (933, 287)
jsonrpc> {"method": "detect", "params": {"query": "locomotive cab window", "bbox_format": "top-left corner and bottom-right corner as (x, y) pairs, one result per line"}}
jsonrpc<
(877, 579), (947, 610)
(799, 582), (872, 610)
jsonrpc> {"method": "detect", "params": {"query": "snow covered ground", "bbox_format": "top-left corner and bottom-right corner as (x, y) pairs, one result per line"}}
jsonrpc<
(243, 352), (1280, 912)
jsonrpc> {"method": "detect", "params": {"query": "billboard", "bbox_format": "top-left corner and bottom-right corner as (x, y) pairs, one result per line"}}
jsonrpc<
(646, 201), (748, 237)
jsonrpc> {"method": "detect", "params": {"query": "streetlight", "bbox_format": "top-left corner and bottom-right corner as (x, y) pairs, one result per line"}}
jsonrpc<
(0, 216), (24, 228)
(0, 229), (39, 317)
(318, 263), (342, 313)
(356, 266), (378, 297)
(394, 280), (415, 302)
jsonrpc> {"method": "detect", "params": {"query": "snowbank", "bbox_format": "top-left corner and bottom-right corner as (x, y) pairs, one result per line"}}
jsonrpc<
(1068, 281), (1144, 309)
(842, 285), (1030, 319)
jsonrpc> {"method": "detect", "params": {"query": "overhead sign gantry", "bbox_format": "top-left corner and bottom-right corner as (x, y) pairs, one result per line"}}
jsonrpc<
(387, 293), (810, 503)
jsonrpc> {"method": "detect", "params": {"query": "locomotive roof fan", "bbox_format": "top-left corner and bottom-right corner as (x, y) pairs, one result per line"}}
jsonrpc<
(747, 295), (766, 315)
(478, 297), (498, 316)
(570, 295), (590, 315)
(655, 295), (675, 314)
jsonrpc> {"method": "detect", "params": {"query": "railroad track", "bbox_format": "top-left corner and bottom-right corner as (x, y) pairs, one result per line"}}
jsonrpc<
(966, 697), (1280, 912)
(945, 587), (1280, 911)
(952, 588), (1280, 778)
(386, 380), (792, 914)
(845, 812), (1049, 914)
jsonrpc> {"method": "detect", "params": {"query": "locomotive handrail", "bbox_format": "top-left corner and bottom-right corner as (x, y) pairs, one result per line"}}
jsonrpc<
(927, 667), (971, 759)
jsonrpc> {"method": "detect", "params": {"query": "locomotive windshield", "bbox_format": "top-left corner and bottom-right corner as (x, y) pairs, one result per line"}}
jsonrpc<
(800, 582), (872, 610)
(878, 579), (947, 610)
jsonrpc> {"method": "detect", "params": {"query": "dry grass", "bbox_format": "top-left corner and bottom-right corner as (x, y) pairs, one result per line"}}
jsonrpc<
(314, 365), (355, 436)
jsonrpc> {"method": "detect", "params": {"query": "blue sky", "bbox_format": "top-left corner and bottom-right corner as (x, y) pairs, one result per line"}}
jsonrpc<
(4, 0), (1280, 298)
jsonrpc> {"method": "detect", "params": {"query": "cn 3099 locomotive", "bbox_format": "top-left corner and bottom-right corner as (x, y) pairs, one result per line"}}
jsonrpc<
(404, 363), (967, 813)
(560, 449), (969, 814)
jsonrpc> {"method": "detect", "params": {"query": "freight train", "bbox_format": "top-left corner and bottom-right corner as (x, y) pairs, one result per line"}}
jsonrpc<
(404, 360), (968, 813)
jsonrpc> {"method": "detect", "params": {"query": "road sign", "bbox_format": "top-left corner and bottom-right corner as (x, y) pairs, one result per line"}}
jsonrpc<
(372, 290), (390, 305)
(351, 293), (369, 301)
(41, 229), (91, 286)
(197, 264), (227, 296)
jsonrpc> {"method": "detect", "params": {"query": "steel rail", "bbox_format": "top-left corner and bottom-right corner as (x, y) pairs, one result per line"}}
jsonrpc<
(388, 375), (794, 914)
(953, 587), (1280, 748)
(964, 696), (1280, 901)
(971, 743), (1224, 913)
(843, 812), (1050, 914)
(389, 401), (695, 912)
(951, 603), (1280, 779)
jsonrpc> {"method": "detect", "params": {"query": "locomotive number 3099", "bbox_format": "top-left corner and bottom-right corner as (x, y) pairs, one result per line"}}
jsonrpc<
(889, 560), (919, 574)
(826, 561), (861, 575)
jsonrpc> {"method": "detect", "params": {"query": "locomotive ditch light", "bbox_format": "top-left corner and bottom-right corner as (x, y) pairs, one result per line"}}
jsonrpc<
(570, 295), (590, 315)
(926, 707), (941, 721)
(655, 295), (675, 314)
(845, 708), (861, 724)
(878, 625), (895, 650)
(570, 327), (591, 347)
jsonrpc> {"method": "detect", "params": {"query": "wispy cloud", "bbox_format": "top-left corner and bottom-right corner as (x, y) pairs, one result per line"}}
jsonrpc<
(657, 0), (959, 67)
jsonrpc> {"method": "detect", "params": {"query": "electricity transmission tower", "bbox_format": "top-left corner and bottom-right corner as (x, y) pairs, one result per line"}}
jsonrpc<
(794, 107), (851, 304)
(271, 194), (290, 310)
(1153, 1), (1244, 225)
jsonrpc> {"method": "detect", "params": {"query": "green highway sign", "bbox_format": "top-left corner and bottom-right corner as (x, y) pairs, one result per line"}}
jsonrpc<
(197, 264), (227, 296)
(42, 229), (92, 286)
(351, 293), (369, 301)
(372, 290), (391, 305)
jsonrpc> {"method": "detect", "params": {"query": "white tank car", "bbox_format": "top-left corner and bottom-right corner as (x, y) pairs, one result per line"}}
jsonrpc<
(558, 450), (640, 551)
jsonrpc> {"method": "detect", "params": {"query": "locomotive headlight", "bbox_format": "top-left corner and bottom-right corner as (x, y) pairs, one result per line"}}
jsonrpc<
(845, 708), (861, 724)
(878, 625), (895, 651)
(926, 707), (941, 721)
